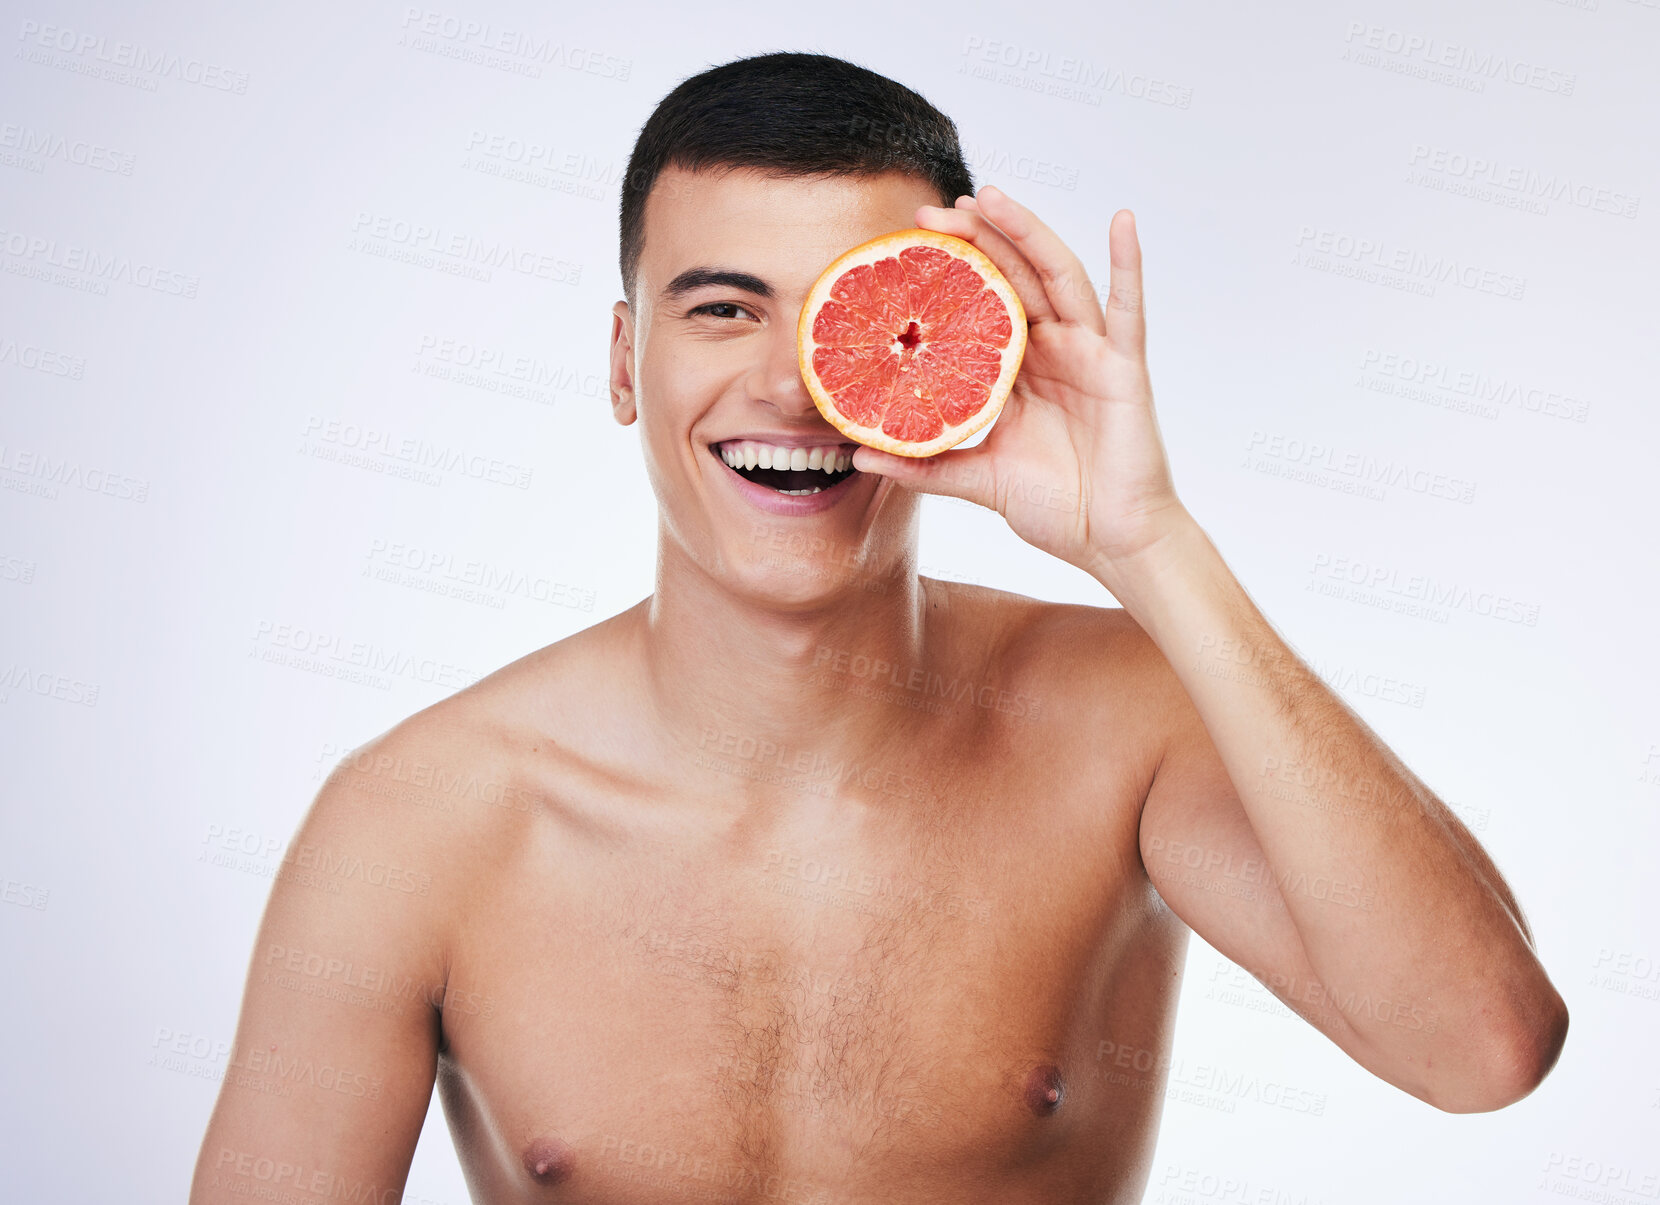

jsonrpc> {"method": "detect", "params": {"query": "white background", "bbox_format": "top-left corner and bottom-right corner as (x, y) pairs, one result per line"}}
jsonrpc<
(2, 1), (1657, 1202)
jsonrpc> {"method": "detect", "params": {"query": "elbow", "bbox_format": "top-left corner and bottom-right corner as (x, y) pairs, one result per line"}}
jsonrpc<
(1430, 984), (1569, 1114)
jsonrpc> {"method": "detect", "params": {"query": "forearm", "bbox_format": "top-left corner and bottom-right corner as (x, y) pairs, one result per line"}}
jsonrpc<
(1097, 512), (1564, 1105)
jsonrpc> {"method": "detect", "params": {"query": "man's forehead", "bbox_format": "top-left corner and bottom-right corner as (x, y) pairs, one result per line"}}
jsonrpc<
(639, 165), (941, 301)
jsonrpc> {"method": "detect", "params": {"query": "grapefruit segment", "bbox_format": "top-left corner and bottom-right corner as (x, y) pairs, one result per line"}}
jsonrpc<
(798, 229), (1027, 458)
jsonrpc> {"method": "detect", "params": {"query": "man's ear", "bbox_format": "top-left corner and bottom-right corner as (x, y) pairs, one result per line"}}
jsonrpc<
(609, 300), (637, 426)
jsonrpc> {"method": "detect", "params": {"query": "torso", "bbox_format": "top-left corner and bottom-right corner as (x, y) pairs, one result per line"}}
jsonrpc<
(424, 581), (1190, 1204)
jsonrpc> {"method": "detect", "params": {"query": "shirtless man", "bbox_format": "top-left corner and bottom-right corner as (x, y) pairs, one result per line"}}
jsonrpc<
(190, 52), (1567, 1205)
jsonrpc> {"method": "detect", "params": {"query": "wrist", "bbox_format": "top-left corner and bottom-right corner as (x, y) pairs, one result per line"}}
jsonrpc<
(1085, 502), (1203, 591)
(1087, 507), (1228, 637)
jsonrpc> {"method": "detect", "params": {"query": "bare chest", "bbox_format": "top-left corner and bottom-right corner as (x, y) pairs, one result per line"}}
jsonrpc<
(435, 761), (1175, 1204)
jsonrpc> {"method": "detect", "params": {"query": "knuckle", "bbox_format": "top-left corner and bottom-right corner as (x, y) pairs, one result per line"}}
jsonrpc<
(1107, 286), (1144, 315)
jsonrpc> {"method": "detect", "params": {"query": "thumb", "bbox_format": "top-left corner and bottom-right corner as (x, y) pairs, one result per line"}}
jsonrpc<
(850, 442), (999, 508)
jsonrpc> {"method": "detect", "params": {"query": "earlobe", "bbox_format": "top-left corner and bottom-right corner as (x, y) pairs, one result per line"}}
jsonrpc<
(609, 300), (637, 426)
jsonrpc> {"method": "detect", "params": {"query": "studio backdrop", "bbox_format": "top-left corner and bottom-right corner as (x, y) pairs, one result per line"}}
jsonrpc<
(2, 1), (1656, 1202)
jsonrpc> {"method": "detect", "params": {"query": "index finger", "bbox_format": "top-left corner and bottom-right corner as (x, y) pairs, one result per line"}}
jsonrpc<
(971, 186), (1108, 336)
(915, 196), (1061, 327)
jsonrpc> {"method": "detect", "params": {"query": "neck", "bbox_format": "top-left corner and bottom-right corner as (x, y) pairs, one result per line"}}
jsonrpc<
(633, 535), (937, 794)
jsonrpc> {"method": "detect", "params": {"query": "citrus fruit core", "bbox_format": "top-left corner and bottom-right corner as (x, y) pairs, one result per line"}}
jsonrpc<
(798, 229), (1027, 458)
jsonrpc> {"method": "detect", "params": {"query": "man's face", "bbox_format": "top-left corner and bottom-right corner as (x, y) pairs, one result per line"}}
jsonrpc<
(610, 166), (943, 605)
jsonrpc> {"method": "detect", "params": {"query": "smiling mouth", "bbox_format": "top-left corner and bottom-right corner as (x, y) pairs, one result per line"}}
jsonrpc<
(712, 441), (860, 496)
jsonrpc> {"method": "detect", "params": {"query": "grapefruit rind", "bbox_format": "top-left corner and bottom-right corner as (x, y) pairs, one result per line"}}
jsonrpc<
(797, 228), (1027, 459)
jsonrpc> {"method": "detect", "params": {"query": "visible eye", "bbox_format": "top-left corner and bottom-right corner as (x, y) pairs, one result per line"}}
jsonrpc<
(690, 301), (757, 321)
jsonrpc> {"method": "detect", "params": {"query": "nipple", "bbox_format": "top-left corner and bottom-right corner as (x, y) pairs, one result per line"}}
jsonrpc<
(522, 1135), (576, 1183)
(1024, 1063), (1065, 1115)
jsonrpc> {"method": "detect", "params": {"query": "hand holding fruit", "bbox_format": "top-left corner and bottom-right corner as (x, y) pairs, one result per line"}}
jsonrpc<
(830, 187), (1194, 582)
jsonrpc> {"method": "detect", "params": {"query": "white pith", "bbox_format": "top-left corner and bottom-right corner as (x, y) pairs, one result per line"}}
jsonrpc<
(797, 228), (1028, 459)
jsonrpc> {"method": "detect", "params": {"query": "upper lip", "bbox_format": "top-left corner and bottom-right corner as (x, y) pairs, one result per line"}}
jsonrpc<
(709, 434), (858, 449)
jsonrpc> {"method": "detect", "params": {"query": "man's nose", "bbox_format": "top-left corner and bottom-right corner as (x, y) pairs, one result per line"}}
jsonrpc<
(750, 314), (818, 417)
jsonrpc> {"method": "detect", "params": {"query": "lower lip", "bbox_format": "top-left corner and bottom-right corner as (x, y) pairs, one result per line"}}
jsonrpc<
(710, 448), (863, 516)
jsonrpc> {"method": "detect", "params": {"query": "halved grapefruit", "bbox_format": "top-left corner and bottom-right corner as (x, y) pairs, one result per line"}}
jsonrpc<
(798, 229), (1027, 458)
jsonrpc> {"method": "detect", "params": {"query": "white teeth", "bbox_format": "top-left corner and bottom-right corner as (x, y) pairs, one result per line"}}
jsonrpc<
(714, 440), (857, 478)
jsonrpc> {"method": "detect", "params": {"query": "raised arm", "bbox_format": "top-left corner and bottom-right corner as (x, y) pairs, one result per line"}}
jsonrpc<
(846, 185), (1567, 1112)
(189, 731), (455, 1203)
(1125, 526), (1565, 1111)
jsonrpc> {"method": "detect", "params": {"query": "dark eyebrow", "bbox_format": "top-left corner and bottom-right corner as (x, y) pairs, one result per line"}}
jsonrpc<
(659, 267), (775, 304)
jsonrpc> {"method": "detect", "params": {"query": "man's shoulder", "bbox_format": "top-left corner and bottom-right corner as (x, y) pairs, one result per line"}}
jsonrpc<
(267, 638), (599, 1007)
(313, 612), (630, 853)
(935, 577), (1163, 672)
(935, 577), (1184, 728)
(397, 597), (639, 746)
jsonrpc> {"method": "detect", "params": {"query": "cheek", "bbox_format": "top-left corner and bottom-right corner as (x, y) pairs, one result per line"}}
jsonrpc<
(638, 339), (744, 447)
(632, 347), (729, 494)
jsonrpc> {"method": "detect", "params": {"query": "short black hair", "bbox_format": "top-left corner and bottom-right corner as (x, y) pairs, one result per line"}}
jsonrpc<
(618, 51), (975, 308)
